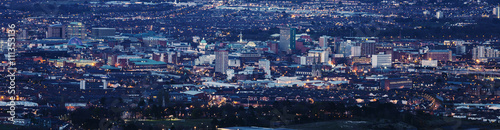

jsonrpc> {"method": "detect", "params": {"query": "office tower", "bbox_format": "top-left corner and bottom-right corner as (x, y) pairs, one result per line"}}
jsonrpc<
(291, 28), (296, 51)
(66, 22), (86, 39)
(436, 11), (444, 19)
(80, 80), (86, 90)
(259, 59), (271, 78)
(167, 51), (178, 64)
(279, 26), (296, 53)
(496, 6), (500, 19)
(456, 45), (466, 55)
(360, 42), (376, 56)
(343, 43), (352, 58)
(47, 24), (66, 39)
(493, 7), (497, 15)
(103, 79), (108, 89)
(92, 27), (116, 38)
(372, 53), (392, 68)
(472, 46), (485, 60)
(215, 49), (228, 74)
(350, 46), (361, 57)
(319, 35), (328, 47)
(485, 47), (499, 58)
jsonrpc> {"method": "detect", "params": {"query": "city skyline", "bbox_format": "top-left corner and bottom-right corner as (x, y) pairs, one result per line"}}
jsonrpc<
(0, 0), (500, 130)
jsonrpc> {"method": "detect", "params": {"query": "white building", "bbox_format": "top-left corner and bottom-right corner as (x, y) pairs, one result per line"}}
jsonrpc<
(275, 76), (301, 84)
(80, 80), (86, 90)
(228, 58), (241, 67)
(423, 10), (430, 15)
(259, 59), (271, 78)
(203, 82), (238, 88)
(436, 11), (444, 19)
(371, 53), (392, 68)
(117, 55), (142, 62)
(494, 7), (498, 15)
(472, 46), (485, 60)
(195, 54), (215, 65)
(421, 60), (438, 67)
(226, 69), (235, 80)
(0, 101), (38, 107)
(495, 6), (500, 19)
(308, 49), (329, 63)
(472, 46), (500, 59)
(350, 46), (361, 57)
(103, 79), (108, 89)
(238, 67), (255, 75)
(485, 47), (500, 58)
(193, 36), (201, 43)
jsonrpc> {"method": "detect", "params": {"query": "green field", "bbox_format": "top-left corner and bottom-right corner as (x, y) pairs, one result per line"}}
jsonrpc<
(285, 119), (415, 130)
(0, 124), (19, 130)
(130, 119), (212, 129)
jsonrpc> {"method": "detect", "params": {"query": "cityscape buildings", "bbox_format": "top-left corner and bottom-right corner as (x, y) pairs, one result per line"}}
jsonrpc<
(0, 0), (499, 129)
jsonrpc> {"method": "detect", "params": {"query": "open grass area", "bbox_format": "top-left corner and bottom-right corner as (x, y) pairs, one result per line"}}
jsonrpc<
(285, 116), (500, 130)
(130, 119), (212, 129)
(285, 120), (371, 130)
(285, 118), (415, 130)
(0, 124), (19, 130)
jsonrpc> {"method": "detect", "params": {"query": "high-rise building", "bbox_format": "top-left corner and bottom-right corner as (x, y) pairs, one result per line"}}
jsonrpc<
(493, 7), (497, 15)
(475, 46), (500, 59)
(47, 24), (66, 39)
(290, 28), (296, 50)
(336, 41), (349, 56)
(259, 59), (271, 78)
(350, 46), (361, 57)
(436, 11), (444, 19)
(485, 47), (499, 58)
(319, 35), (328, 47)
(80, 80), (86, 90)
(279, 26), (296, 53)
(472, 46), (485, 60)
(496, 6), (500, 19)
(66, 22), (86, 39)
(103, 79), (108, 89)
(359, 42), (376, 56)
(215, 49), (229, 74)
(372, 53), (392, 68)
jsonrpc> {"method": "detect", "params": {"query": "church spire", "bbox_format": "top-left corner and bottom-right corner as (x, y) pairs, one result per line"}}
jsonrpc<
(239, 31), (243, 43)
